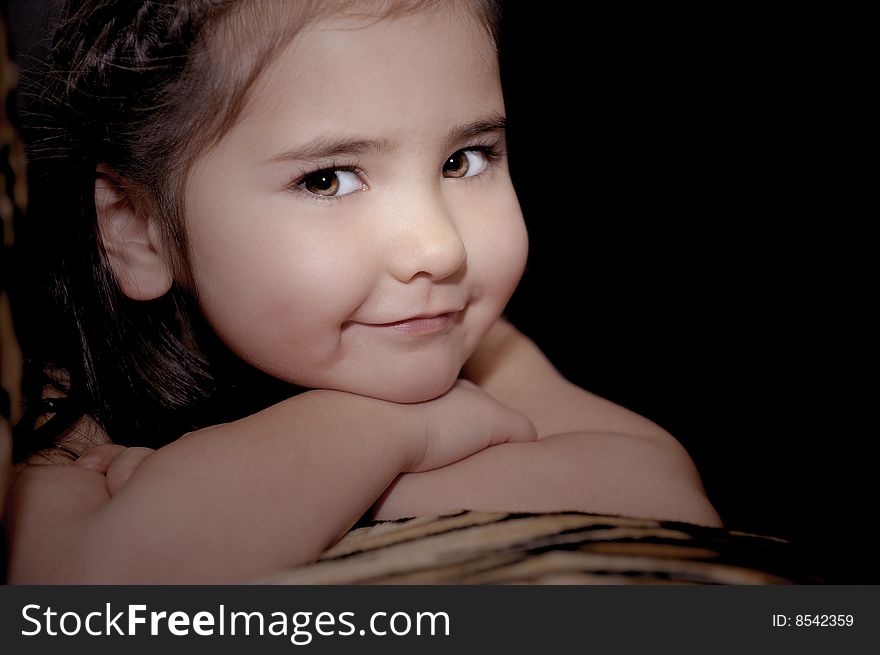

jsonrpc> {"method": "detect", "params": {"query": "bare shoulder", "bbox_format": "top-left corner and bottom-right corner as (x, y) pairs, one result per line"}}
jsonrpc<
(466, 318), (674, 441)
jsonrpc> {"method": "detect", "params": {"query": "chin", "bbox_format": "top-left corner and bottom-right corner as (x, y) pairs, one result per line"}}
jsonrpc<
(377, 374), (458, 404)
(341, 366), (458, 405)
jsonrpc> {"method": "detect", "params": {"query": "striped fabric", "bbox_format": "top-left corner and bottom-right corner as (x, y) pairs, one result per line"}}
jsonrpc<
(260, 510), (815, 585)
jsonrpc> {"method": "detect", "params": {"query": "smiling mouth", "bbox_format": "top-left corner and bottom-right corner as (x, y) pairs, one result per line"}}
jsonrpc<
(363, 311), (459, 336)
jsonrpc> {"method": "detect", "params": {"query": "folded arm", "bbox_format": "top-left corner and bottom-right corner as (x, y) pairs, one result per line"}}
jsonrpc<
(371, 318), (722, 527)
(373, 431), (720, 526)
(5, 380), (534, 584)
(6, 391), (414, 583)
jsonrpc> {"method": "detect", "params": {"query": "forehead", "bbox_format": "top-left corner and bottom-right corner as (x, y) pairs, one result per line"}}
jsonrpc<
(232, 5), (502, 142)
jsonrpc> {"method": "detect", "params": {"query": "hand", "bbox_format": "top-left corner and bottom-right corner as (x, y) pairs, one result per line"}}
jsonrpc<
(75, 444), (156, 496)
(407, 379), (536, 473)
(462, 317), (578, 439)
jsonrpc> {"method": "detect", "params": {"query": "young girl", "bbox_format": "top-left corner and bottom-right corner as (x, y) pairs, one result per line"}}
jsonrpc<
(5, 0), (720, 583)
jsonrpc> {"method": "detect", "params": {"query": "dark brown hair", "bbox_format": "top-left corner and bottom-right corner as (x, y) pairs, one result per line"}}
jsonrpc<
(12, 0), (501, 460)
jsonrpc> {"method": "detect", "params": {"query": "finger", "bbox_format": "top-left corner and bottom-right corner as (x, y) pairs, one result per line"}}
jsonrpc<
(74, 444), (127, 474)
(105, 447), (156, 496)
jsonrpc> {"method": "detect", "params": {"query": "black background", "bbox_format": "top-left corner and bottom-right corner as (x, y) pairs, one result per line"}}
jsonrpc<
(499, 6), (873, 581)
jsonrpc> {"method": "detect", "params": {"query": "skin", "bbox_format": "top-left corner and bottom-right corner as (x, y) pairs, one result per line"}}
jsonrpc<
(76, 319), (721, 528)
(374, 318), (720, 524)
(5, 5), (720, 583)
(182, 6), (527, 403)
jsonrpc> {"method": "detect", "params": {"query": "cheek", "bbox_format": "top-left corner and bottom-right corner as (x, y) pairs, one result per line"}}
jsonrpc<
(465, 191), (529, 298)
(258, 239), (368, 325)
(188, 218), (373, 357)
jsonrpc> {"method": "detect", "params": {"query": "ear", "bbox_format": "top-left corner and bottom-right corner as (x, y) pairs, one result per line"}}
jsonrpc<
(95, 166), (173, 300)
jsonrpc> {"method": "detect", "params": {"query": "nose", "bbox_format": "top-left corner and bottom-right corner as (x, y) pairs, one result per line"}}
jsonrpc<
(386, 192), (467, 283)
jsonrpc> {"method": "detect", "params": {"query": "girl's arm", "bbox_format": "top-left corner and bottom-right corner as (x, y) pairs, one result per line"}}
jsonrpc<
(5, 382), (535, 583)
(370, 319), (722, 526)
(373, 432), (720, 526)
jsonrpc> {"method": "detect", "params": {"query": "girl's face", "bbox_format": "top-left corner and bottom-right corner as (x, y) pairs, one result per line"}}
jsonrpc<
(184, 7), (527, 403)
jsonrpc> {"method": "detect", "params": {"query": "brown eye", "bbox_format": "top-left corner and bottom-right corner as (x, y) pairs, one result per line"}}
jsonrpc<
(297, 169), (362, 198)
(443, 151), (469, 178)
(442, 149), (490, 179)
(303, 171), (340, 196)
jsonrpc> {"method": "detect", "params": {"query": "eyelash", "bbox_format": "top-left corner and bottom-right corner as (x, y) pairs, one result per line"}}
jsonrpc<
(287, 160), (363, 202)
(286, 141), (505, 202)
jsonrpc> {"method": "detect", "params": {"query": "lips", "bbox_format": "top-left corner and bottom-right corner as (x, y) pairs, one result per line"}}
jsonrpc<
(355, 307), (463, 337)
(359, 302), (466, 326)
(370, 311), (456, 327)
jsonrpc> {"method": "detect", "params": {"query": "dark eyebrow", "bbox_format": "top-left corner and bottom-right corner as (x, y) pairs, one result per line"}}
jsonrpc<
(262, 112), (506, 165)
(444, 112), (506, 145)
(263, 136), (396, 165)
